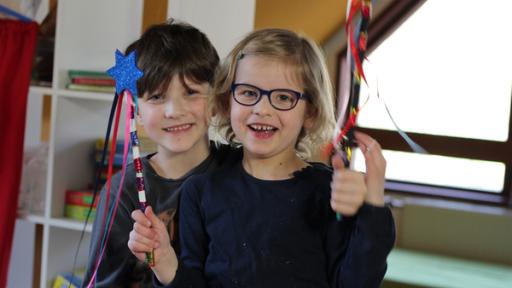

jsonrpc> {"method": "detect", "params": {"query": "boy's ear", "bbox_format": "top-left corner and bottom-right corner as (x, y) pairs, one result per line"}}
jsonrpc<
(135, 111), (144, 126)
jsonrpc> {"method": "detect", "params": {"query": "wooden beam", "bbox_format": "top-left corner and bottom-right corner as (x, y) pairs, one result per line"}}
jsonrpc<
(32, 224), (43, 288)
(142, 0), (168, 33)
(40, 95), (51, 142)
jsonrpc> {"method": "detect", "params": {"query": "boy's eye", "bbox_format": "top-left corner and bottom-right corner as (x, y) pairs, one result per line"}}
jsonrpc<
(147, 93), (164, 102)
(186, 88), (199, 95)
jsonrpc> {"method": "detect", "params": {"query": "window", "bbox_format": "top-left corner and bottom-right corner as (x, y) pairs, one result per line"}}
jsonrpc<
(338, 0), (512, 205)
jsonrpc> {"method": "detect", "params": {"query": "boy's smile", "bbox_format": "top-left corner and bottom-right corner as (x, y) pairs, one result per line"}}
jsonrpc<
(162, 123), (193, 133)
(138, 75), (210, 158)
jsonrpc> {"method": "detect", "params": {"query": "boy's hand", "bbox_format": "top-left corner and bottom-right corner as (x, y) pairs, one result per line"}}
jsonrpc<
(128, 206), (178, 285)
(330, 132), (386, 216)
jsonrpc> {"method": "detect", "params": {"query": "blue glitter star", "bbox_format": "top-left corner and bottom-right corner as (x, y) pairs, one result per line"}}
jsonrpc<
(107, 50), (143, 96)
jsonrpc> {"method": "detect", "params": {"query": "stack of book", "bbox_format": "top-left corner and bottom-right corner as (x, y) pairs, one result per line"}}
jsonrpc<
(66, 70), (115, 93)
(94, 138), (131, 185)
(64, 189), (98, 221)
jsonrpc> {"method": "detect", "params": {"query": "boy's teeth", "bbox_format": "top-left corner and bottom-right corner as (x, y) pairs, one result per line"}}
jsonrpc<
(164, 124), (191, 132)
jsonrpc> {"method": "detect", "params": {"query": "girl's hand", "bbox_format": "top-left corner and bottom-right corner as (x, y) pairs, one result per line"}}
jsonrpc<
(128, 206), (178, 285)
(330, 131), (386, 216)
(354, 131), (386, 206)
(330, 153), (367, 216)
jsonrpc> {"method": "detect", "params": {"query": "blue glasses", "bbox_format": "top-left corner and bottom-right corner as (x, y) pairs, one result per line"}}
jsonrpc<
(231, 83), (308, 111)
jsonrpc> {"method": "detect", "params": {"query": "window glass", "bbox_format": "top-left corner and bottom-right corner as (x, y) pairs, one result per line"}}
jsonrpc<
(357, 0), (512, 142)
(352, 149), (506, 193)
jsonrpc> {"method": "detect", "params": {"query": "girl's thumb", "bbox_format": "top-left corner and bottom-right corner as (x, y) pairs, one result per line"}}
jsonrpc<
(331, 153), (345, 171)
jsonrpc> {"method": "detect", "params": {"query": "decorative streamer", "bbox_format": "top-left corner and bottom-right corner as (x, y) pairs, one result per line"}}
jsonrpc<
(324, 0), (373, 221)
(325, 0), (372, 159)
(325, 0), (427, 222)
(69, 86), (120, 288)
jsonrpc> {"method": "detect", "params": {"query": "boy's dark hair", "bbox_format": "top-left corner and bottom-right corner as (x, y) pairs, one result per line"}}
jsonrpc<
(125, 19), (219, 97)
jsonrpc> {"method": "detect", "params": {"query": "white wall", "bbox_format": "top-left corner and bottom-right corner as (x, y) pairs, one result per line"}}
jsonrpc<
(167, 0), (255, 59)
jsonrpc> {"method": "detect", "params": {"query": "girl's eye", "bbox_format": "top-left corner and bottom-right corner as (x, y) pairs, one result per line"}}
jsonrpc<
(275, 93), (295, 103)
(241, 90), (258, 98)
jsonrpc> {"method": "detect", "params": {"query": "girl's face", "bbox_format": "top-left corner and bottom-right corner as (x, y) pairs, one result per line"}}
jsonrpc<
(137, 74), (210, 156)
(230, 55), (314, 160)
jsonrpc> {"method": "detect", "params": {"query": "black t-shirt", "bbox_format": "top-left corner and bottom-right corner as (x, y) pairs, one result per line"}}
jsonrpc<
(83, 143), (241, 288)
(164, 160), (395, 288)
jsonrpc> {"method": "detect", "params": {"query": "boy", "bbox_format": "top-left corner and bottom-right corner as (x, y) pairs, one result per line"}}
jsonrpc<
(82, 20), (239, 287)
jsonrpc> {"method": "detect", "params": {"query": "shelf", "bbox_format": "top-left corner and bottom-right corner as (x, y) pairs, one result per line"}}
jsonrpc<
(15, 214), (93, 232)
(48, 217), (93, 232)
(55, 89), (115, 102)
(17, 213), (46, 225)
(29, 86), (54, 95)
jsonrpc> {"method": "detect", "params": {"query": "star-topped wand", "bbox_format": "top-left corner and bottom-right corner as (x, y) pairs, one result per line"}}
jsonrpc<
(107, 49), (155, 266)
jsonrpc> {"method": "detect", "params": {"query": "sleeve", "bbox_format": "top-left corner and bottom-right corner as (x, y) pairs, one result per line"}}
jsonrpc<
(159, 177), (208, 288)
(82, 174), (142, 288)
(325, 204), (396, 288)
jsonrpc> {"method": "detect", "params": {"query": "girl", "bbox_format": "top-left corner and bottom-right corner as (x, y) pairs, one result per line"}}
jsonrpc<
(129, 28), (395, 287)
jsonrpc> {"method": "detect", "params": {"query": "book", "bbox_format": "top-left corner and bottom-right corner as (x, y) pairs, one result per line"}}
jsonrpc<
(68, 69), (110, 79)
(65, 190), (98, 207)
(67, 83), (115, 93)
(65, 204), (96, 221)
(71, 77), (115, 86)
(95, 138), (128, 151)
(95, 152), (132, 166)
(52, 272), (82, 288)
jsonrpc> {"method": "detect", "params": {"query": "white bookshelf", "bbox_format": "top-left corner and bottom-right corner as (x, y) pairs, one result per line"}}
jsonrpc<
(12, 1), (143, 287)
(11, 0), (257, 287)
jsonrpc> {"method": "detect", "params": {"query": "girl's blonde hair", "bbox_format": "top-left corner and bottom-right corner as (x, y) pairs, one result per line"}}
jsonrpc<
(211, 28), (336, 159)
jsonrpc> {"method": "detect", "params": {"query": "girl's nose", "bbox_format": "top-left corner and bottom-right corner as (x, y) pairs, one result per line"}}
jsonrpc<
(252, 94), (273, 116)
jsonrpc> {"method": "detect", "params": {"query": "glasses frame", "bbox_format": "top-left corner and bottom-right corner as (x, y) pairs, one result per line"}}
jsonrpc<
(230, 83), (308, 111)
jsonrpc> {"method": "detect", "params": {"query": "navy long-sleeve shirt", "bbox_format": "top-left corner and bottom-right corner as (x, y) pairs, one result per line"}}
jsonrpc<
(161, 160), (395, 288)
(83, 143), (240, 287)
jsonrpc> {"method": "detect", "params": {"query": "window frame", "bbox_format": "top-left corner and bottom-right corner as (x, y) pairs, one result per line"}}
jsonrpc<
(336, 0), (512, 206)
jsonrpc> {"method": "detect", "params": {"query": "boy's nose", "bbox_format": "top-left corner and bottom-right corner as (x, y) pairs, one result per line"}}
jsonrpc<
(164, 96), (186, 118)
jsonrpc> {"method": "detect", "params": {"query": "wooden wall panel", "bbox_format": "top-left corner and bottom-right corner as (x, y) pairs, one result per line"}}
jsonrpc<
(255, 0), (347, 44)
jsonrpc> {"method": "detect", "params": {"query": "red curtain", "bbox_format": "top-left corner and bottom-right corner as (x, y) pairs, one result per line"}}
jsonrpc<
(0, 19), (38, 287)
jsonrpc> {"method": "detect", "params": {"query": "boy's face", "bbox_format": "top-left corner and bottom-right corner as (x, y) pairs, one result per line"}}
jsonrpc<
(137, 75), (210, 156)
(230, 55), (314, 160)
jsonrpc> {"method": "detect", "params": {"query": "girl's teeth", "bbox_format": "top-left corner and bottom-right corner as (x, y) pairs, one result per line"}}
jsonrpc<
(250, 124), (275, 131)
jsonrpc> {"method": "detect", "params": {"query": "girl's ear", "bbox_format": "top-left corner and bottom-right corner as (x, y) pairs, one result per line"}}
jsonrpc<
(303, 106), (317, 130)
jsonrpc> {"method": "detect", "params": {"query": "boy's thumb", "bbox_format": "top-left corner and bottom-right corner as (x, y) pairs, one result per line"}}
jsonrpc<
(331, 153), (345, 171)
